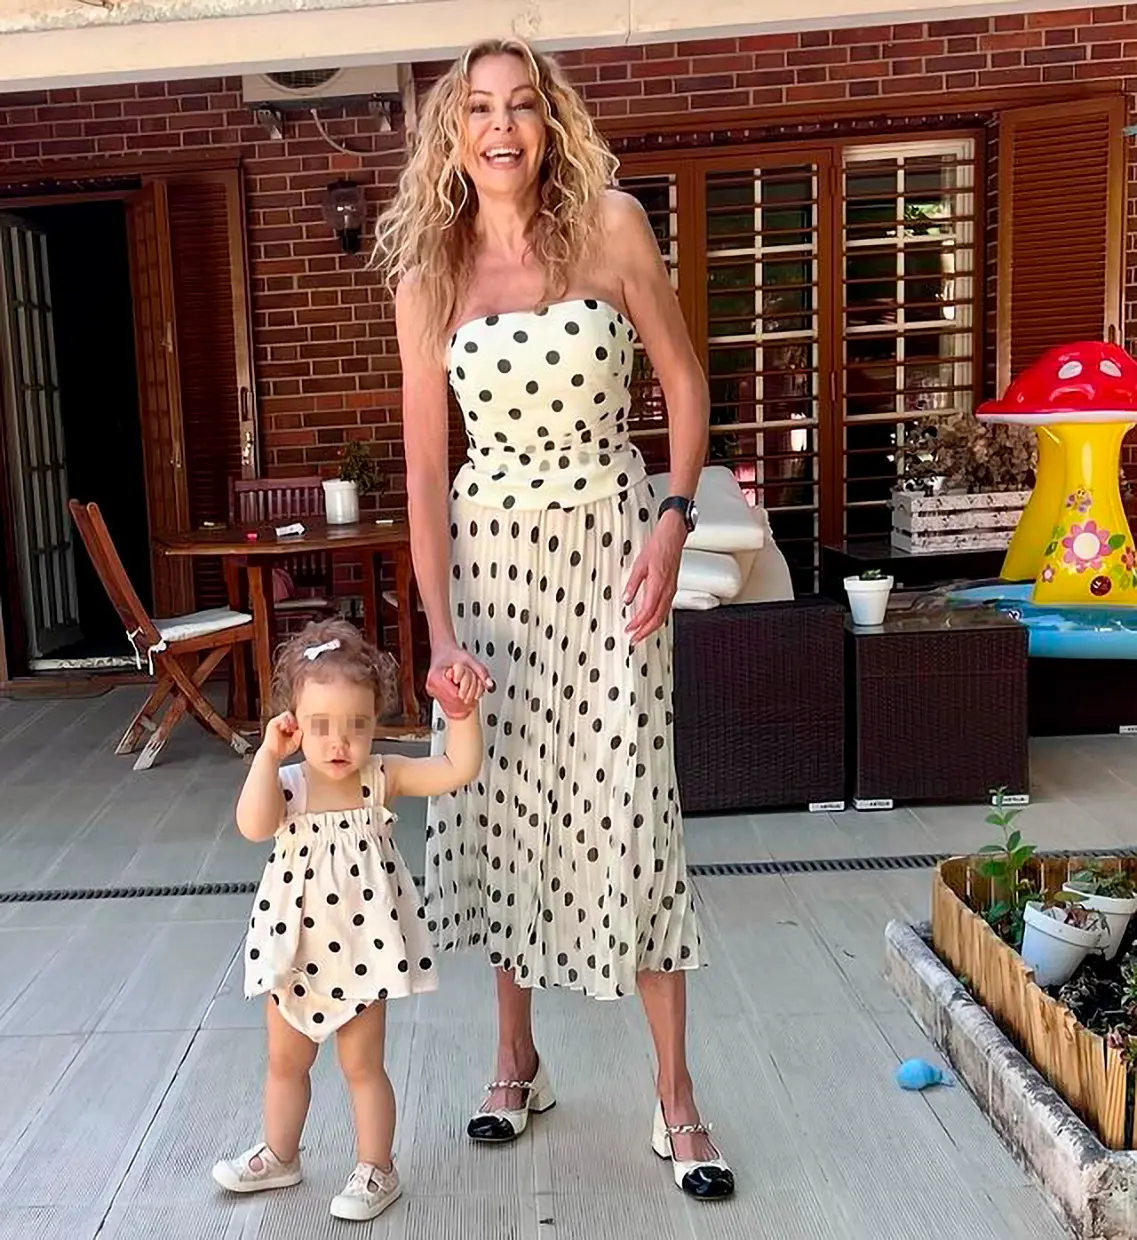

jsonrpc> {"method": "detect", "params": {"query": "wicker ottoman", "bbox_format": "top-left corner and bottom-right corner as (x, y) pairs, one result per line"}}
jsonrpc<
(672, 598), (845, 815)
(846, 609), (1029, 808)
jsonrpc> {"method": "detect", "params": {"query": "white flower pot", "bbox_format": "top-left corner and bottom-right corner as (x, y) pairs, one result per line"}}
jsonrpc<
(1021, 901), (1104, 987)
(844, 575), (893, 627)
(323, 479), (359, 525)
(1062, 882), (1137, 961)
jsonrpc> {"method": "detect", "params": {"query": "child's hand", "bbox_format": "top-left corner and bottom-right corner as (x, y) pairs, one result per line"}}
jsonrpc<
(262, 711), (303, 761)
(444, 663), (483, 715)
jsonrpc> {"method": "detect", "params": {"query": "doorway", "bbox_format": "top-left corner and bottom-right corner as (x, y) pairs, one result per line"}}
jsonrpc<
(0, 165), (259, 684)
(5, 200), (152, 667)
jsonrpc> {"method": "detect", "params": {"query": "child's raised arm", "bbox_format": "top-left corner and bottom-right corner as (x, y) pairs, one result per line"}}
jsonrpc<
(385, 709), (483, 800)
(236, 712), (301, 841)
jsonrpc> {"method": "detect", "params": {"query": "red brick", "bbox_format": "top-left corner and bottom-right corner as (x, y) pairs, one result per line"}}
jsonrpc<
(890, 23), (926, 38)
(1027, 7), (1093, 25)
(880, 73), (945, 93)
(994, 12), (1026, 29)
(981, 29), (1043, 49)
(1042, 63), (1078, 80)
(978, 65), (1044, 84)
(832, 24), (892, 43)
(786, 81), (849, 101)
(946, 70), (979, 88)
(631, 58), (691, 78)
(1090, 41), (1125, 56)
(787, 46), (850, 65)
(1024, 44), (1088, 63)
(737, 33), (798, 51)
(928, 17), (990, 35)
(737, 69), (796, 88)
(1044, 26), (1078, 43)
(927, 53), (988, 71)
(674, 73), (736, 92)
(681, 37), (746, 58)
(627, 95), (688, 115)
(801, 30), (832, 47)
(849, 43), (883, 61)
(991, 50), (1025, 67)
(849, 79), (882, 96)
(829, 60), (888, 79)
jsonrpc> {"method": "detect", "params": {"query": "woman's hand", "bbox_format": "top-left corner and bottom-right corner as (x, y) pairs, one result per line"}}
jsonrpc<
(427, 642), (493, 720)
(624, 513), (685, 645)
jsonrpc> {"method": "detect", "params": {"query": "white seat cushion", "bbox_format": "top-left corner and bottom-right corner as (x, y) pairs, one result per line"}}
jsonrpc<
(156, 607), (252, 644)
(648, 466), (764, 553)
(677, 549), (742, 600)
(673, 589), (721, 611)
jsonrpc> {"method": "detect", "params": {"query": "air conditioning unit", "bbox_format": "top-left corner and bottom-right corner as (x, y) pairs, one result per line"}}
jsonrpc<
(242, 65), (406, 108)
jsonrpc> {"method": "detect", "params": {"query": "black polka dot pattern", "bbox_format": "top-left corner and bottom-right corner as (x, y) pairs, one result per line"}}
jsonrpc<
(242, 757), (438, 1041)
(448, 299), (644, 513)
(429, 300), (702, 1000)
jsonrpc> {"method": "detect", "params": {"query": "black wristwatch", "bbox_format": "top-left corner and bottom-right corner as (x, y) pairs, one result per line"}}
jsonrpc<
(658, 495), (699, 534)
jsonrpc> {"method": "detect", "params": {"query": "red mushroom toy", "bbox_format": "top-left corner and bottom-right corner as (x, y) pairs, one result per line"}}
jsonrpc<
(977, 341), (1137, 606)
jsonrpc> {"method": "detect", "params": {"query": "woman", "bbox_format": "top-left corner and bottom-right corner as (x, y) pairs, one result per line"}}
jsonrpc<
(375, 38), (733, 1200)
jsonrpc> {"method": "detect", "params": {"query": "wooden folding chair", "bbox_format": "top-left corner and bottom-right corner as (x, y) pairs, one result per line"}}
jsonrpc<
(229, 475), (338, 620)
(68, 499), (255, 772)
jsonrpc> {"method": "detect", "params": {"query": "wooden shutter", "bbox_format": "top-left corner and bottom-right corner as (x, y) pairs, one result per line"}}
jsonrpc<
(165, 168), (257, 607)
(127, 180), (194, 617)
(997, 96), (1125, 390)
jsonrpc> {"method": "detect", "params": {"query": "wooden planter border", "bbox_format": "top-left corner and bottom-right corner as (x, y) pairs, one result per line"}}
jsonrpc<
(932, 855), (1134, 1150)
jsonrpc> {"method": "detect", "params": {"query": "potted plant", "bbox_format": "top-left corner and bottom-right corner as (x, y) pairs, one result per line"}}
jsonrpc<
(844, 567), (893, 627)
(977, 790), (1037, 950)
(1021, 891), (1107, 988)
(324, 441), (385, 526)
(1063, 863), (1137, 961)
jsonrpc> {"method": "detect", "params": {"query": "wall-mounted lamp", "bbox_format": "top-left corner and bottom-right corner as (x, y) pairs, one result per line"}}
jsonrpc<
(321, 179), (367, 254)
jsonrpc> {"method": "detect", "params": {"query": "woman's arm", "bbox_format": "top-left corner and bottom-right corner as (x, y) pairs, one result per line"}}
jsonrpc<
(396, 276), (460, 652)
(604, 190), (710, 641)
(395, 277), (490, 716)
(383, 711), (483, 800)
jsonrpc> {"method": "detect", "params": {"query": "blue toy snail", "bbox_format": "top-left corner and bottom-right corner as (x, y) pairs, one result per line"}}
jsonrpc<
(895, 1058), (952, 1091)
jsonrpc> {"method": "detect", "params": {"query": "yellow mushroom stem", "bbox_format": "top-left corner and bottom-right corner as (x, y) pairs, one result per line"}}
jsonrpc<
(1001, 426), (1063, 581)
(1031, 419), (1137, 606)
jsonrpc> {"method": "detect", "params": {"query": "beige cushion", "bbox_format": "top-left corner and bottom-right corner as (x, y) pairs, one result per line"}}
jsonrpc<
(156, 607), (251, 643)
(673, 589), (721, 611)
(677, 549), (742, 600)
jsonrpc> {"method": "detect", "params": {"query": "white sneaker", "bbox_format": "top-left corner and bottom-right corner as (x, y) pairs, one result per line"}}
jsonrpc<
(329, 1161), (402, 1221)
(211, 1142), (302, 1194)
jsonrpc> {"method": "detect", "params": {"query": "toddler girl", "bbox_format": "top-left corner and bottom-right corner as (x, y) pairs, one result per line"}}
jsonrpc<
(212, 618), (483, 1221)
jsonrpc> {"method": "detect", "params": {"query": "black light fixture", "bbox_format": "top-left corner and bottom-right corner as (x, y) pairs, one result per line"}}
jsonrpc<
(322, 179), (366, 253)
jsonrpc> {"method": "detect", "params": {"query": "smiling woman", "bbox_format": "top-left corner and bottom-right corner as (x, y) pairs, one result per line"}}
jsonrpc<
(372, 38), (733, 1201)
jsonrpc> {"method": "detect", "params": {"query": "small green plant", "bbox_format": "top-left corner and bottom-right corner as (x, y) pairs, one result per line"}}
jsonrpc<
(1069, 862), (1137, 901)
(337, 441), (386, 497)
(978, 788), (1038, 949)
(859, 568), (886, 581)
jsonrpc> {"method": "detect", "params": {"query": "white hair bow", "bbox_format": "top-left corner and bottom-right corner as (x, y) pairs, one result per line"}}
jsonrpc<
(303, 638), (341, 661)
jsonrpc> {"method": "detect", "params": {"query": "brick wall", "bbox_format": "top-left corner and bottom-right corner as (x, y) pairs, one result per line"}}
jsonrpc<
(0, 7), (1135, 503)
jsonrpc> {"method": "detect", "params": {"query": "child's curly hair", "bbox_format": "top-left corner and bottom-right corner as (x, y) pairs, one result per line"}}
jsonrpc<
(271, 618), (399, 720)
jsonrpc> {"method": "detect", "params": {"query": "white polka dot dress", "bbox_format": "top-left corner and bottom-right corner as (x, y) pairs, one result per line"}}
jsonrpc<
(244, 757), (437, 1041)
(426, 298), (703, 1000)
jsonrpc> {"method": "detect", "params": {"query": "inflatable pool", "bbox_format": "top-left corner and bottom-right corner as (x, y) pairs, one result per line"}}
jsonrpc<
(949, 583), (1137, 659)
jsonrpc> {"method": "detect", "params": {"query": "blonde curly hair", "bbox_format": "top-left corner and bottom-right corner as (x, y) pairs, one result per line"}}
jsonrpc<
(371, 38), (619, 357)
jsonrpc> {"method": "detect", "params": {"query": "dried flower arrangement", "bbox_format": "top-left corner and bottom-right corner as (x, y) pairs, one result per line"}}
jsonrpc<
(900, 411), (1038, 495)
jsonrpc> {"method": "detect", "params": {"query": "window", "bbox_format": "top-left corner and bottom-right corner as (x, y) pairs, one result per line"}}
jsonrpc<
(619, 135), (978, 592)
(841, 140), (976, 542)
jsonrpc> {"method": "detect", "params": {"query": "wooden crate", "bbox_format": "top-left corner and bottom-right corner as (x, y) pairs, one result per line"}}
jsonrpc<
(932, 854), (1132, 1150)
(891, 489), (1029, 554)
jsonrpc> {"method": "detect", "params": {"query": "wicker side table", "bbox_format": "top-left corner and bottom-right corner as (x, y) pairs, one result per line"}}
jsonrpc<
(673, 598), (845, 815)
(846, 609), (1029, 808)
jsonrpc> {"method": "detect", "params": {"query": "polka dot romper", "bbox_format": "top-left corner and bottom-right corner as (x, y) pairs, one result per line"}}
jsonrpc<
(244, 757), (437, 1041)
(426, 297), (703, 1000)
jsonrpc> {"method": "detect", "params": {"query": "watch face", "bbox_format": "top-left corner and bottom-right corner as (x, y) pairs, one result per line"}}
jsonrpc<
(688, 502), (699, 528)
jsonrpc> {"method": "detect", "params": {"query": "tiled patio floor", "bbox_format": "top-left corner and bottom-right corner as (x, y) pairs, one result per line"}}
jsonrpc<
(2, 688), (1124, 1238)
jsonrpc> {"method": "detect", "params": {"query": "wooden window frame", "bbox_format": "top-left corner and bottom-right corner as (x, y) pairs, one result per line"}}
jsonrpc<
(619, 126), (985, 571)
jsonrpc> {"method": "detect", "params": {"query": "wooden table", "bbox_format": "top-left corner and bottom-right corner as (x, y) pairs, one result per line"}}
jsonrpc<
(155, 519), (420, 729)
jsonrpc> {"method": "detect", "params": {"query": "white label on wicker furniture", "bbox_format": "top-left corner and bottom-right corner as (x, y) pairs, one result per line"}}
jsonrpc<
(809, 800), (845, 813)
(997, 793), (1030, 805)
(854, 798), (894, 811)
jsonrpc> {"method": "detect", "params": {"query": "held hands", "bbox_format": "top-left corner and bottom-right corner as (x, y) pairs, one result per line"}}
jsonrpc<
(427, 642), (493, 720)
(262, 711), (303, 761)
(624, 511), (685, 645)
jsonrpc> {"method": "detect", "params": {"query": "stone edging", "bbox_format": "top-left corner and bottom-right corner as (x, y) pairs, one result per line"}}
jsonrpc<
(884, 918), (1137, 1240)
